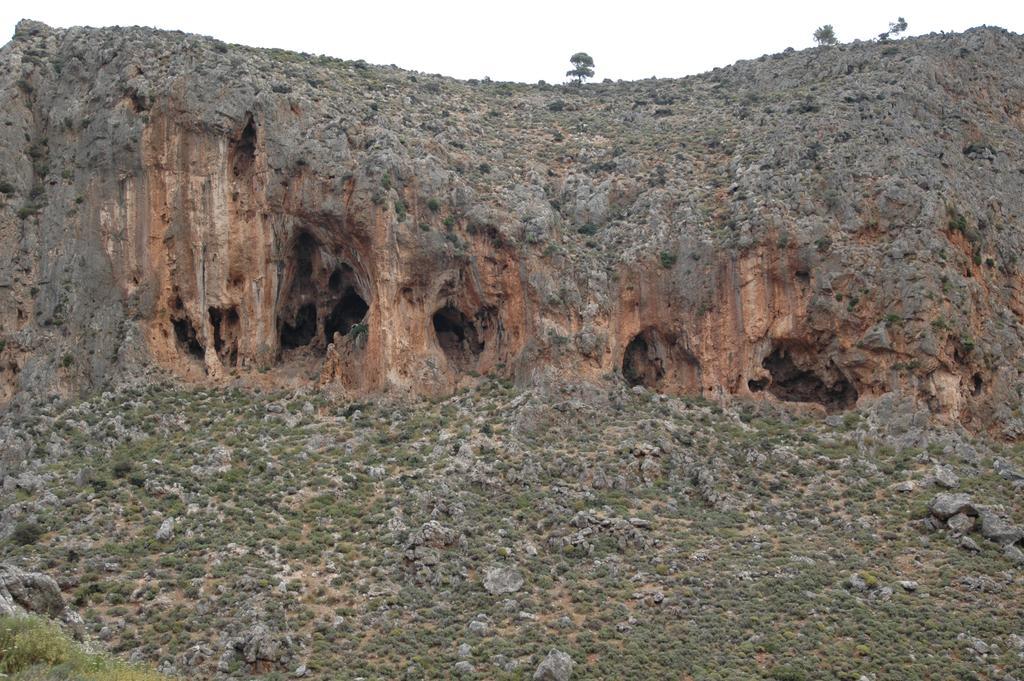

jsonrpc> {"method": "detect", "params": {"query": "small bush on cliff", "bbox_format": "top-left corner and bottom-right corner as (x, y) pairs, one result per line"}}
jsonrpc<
(813, 25), (838, 46)
(878, 17), (908, 41)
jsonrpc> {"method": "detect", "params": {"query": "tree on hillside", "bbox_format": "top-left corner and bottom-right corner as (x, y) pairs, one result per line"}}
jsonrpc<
(813, 25), (838, 46)
(878, 17), (908, 41)
(566, 52), (595, 85)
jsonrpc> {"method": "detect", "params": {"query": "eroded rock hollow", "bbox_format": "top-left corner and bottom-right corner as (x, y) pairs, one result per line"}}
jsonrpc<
(3, 21), (1024, 433)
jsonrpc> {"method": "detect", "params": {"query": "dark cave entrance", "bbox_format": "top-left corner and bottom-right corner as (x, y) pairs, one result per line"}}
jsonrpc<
(621, 329), (701, 393)
(173, 317), (204, 360)
(231, 114), (257, 178)
(623, 333), (664, 388)
(761, 345), (857, 412)
(280, 303), (317, 350)
(324, 288), (369, 345)
(171, 294), (204, 360)
(433, 305), (485, 371)
(208, 306), (240, 366)
(277, 234), (372, 356)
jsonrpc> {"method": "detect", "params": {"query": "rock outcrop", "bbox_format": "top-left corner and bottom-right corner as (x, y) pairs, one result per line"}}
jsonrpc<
(2, 20), (1024, 431)
(0, 563), (83, 634)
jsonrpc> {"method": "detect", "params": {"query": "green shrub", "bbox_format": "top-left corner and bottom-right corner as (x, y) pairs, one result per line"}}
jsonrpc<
(659, 251), (678, 268)
(112, 459), (134, 479)
(0, 615), (169, 680)
(947, 207), (967, 233)
(10, 521), (43, 546)
(16, 203), (40, 219)
(426, 198), (440, 212)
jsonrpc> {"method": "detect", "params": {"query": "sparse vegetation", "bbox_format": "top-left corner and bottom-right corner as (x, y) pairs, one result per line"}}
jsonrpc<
(813, 25), (838, 46)
(10, 521), (44, 546)
(0, 615), (169, 680)
(2, 378), (1017, 678)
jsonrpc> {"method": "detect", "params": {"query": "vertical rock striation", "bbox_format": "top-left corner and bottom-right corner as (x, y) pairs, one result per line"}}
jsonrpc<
(2, 20), (1024, 432)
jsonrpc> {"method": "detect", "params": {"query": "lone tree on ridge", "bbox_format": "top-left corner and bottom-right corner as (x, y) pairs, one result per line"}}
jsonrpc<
(566, 52), (595, 84)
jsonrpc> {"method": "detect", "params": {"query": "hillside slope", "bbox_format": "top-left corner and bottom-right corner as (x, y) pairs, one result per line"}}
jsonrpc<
(1, 22), (1024, 432)
(2, 379), (1023, 679)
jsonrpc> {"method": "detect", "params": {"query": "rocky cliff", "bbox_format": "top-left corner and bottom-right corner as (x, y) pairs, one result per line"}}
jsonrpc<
(2, 20), (1024, 432)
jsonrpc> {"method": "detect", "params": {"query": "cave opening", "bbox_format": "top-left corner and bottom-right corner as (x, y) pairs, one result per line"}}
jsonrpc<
(622, 329), (701, 393)
(231, 115), (257, 178)
(972, 373), (984, 396)
(762, 345), (857, 412)
(433, 306), (484, 371)
(208, 306), (240, 366)
(324, 288), (369, 344)
(280, 303), (317, 350)
(623, 333), (665, 388)
(293, 232), (318, 280)
(173, 317), (204, 360)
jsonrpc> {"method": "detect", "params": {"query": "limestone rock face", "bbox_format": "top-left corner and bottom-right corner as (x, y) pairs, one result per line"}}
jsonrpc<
(3, 21), (1024, 431)
(0, 563), (83, 633)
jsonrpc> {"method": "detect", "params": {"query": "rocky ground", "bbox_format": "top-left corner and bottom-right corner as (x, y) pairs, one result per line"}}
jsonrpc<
(2, 375), (1023, 679)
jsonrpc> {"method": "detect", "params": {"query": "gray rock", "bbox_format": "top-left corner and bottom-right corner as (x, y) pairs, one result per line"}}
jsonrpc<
(457, 643), (472, 658)
(932, 465), (959, 489)
(483, 566), (524, 595)
(847, 574), (868, 592)
(994, 458), (1024, 482)
(156, 517), (175, 541)
(947, 512), (975, 534)
(976, 508), (1024, 545)
(73, 467), (94, 487)
(533, 649), (574, 681)
(0, 564), (83, 633)
(929, 493), (976, 520)
(454, 660), (475, 676)
(1004, 544), (1024, 565)
(959, 535), (981, 552)
(969, 638), (990, 655)
(898, 580), (919, 591)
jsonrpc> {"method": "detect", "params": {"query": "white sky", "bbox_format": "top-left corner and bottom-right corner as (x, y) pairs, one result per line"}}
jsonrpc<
(2, 1), (1022, 83)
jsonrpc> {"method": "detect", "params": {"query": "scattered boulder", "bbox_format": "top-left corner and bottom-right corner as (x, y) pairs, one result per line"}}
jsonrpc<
(220, 623), (285, 674)
(976, 508), (1023, 546)
(156, 517), (176, 541)
(993, 458), (1024, 482)
(959, 535), (981, 553)
(929, 493), (976, 520)
(947, 512), (975, 534)
(1004, 544), (1024, 565)
(533, 649), (574, 681)
(932, 465), (959, 489)
(483, 566), (524, 595)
